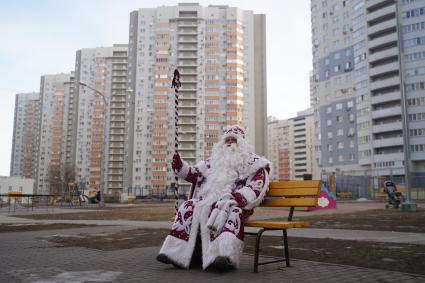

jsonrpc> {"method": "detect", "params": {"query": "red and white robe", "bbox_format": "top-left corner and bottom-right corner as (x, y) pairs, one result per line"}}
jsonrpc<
(159, 153), (270, 269)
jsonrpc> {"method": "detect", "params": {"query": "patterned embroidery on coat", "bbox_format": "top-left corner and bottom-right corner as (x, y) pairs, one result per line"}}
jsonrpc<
(170, 199), (196, 241)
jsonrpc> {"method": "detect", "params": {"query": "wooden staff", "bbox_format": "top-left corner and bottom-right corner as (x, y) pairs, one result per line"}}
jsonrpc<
(171, 69), (181, 215)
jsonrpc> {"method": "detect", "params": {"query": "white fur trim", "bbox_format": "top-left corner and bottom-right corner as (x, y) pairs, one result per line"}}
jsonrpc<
(203, 232), (244, 269)
(211, 209), (227, 233)
(159, 235), (193, 269)
(175, 161), (190, 179)
(237, 186), (257, 205)
(245, 153), (271, 176)
(244, 169), (270, 210)
(206, 208), (219, 230)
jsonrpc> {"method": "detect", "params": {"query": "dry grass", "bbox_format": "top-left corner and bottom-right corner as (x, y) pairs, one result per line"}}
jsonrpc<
(13, 203), (175, 221)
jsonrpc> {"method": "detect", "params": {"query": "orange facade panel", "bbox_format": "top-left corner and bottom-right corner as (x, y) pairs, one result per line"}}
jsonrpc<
(152, 154), (167, 159)
(153, 120), (167, 125)
(152, 162), (167, 167)
(153, 103), (168, 108)
(205, 88), (219, 92)
(205, 80), (219, 84)
(205, 112), (220, 117)
(152, 180), (166, 185)
(152, 146), (167, 150)
(153, 136), (167, 141)
(226, 87), (244, 93)
(205, 96), (219, 100)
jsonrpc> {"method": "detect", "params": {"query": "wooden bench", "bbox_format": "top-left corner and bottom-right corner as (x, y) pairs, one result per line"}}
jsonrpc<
(245, 180), (322, 272)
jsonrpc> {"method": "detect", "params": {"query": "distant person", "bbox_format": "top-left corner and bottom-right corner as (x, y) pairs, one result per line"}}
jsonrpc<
(157, 125), (271, 271)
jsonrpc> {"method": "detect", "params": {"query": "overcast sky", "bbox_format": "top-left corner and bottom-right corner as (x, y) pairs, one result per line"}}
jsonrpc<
(0, 0), (312, 176)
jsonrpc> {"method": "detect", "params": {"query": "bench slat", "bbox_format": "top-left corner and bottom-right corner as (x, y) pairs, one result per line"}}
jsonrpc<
(261, 198), (318, 207)
(269, 180), (321, 189)
(245, 220), (310, 229)
(267, 187), (321, 197)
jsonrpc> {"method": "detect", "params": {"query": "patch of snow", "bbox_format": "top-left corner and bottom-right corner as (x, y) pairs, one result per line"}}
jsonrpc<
(31, 270), (122, 283)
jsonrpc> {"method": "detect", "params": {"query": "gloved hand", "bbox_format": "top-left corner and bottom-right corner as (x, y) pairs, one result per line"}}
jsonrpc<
(172, 152), (183, 173)
(207, 198), (237, 234)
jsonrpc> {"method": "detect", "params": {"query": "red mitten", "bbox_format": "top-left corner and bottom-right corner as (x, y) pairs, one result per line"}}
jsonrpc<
(172, 152), (183, 172)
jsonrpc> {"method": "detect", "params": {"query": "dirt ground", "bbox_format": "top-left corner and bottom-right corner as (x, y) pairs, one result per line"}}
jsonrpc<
(296, 208), (425, 233)
(41, 228), (425, 275)
(13, 203), (175, 221)
(13, 204), (425, 233)
(0, 223), (95, 233)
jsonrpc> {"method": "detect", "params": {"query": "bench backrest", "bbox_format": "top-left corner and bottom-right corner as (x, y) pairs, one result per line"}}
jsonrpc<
(260, 180), (322, 208)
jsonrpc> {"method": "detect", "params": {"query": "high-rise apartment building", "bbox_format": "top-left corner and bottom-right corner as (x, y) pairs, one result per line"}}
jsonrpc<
(310, 0), (425, 182)
(36, 73), (73, 194)
(268, 108), (317, 181)
(74, 45), (128, 193)
(10, 92), (40, 179)
(127, 3), (267, 196)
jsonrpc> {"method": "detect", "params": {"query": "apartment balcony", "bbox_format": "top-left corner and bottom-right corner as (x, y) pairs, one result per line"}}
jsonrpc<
(180, 70), (197, 75)
(109, 149), (124, 154)
(178, 46), (198, 51)
(110, 129), (125, 135)
(372, 121), (402, 133)
(368, 32), (398, 50)
(411, 152), (425, 161)
(366, 0), (389, 9)
(178, 38), (198, 43)
(178, 119), (196, 125)
(180, 77), (197, 83)
(179, 88), (197, 93)
(180, 153), (196, 160)
(368, 18), (397, 37)
(370, 46), (398, 63)
(180, 95), (197, 100)
(178, 61), (197, 67)
(179, 146), (196, 151)
(178, 53), (197, 59)
(177, 21), (197, 27)
(111, 109), (126, 115)
(371, 105), (401, 119)
(370, 62), (399, 77)
(178, 111), (196, 117)
(370, 76), (400, 91)
(366, 3), (396, 23)
(108, 162), (124, 168)
(179, 125), (196, 132)
(373, 137), (403, 148)
(178, 30), (197, 35)
(178, 104), (196, 109)
(373, 152), (404, 163)
(371, 91), (401, 106)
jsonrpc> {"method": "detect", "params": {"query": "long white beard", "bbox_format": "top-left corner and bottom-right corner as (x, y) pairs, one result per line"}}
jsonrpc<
(200, 142), (250, 204)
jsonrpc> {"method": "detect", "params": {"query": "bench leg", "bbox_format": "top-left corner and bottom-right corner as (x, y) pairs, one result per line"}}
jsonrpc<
(283, 229), (290, 267)
(253, 228), (265, 273)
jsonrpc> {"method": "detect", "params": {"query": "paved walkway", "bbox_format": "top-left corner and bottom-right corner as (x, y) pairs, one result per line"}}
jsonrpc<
(1, 202), (425, 282)
(1, 225), (425, 283)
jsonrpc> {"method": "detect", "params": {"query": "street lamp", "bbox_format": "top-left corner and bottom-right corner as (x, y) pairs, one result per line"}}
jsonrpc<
(78, 81), (106, 207)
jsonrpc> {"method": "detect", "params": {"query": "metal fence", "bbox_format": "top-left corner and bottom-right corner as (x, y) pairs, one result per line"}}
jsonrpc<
(331, 173), (425, 200)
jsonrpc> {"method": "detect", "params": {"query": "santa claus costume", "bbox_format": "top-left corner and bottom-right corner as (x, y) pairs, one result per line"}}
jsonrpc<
(157, 125), (271, 270)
